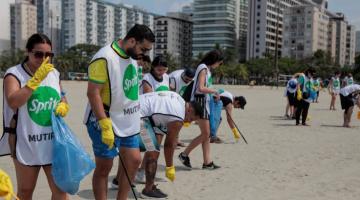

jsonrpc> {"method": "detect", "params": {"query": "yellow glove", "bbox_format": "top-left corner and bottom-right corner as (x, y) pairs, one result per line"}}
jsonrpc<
(232, 127), (241, 140)
(26, 57), (54, 90)
(0, 169), (18, 200)
(98, 118), (114, 149)
(296, 88), (302, 101)
(165, 165), (175, 182)
(183, 122), (191, 127)
(55, 102), (70, 117)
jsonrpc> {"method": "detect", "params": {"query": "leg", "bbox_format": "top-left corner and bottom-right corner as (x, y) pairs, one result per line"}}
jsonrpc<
(183, 121), (204, 156)
(93, 157), (114, 200)
(117, 147), (141, 200)
(198, 119), (211, 165)
(301, 101), (310, 125)
(13, 158), (40, 200)
(143, 134), (163, 192)
(344, 106), (354, 127)
(43, 165), (68, 200)
(295, 101), (303, 125)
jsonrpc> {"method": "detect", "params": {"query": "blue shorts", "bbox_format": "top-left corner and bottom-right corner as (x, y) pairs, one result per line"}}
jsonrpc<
(86, 118), (140, 159)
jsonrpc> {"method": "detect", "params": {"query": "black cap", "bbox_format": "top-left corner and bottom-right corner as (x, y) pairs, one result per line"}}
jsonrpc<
(184, 67), (195, 78)
(234, 96), (246, 109)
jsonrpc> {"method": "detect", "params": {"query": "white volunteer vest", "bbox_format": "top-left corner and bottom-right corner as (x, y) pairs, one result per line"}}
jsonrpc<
(332, 77), (341, 93)
(140, 91), (185, 120)
(169, 69), (191, 96)
(0, 64), (60, 165)
(142, 73), (170, 92)
(220, 91), (233, 102)
(84, 43), (140, 137)
(191, 64), (212, 112)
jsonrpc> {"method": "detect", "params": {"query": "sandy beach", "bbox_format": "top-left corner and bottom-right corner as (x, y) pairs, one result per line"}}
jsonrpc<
(1, 81), (360, 200)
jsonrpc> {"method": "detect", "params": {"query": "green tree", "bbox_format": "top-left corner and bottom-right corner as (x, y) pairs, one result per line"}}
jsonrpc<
(0, 49), (26, 71)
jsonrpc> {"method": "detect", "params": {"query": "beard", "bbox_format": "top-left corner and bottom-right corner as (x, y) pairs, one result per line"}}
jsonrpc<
(126, 47), (142, 60)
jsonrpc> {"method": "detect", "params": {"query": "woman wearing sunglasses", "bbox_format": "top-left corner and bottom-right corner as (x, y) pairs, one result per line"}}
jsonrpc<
(1, 33), (69, 199)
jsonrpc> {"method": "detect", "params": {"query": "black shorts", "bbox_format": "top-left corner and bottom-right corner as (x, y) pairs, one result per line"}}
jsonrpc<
(287, 91), (296, 106)
(194, 94), (209, 120)
(340, 94), (354, 113)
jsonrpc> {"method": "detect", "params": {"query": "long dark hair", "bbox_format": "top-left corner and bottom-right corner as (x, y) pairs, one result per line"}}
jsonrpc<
(24, 33), (52, 62)
(199, 50), (224, 66)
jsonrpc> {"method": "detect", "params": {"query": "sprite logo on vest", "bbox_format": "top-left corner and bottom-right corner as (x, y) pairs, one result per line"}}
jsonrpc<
(333, 79), (340, 88)
(179, 86), (187, 96)
(123, 64), (139, 101)
(208, 76), (213, 88)
(27, 86), (60, 126)
(155, 85), (170, 92)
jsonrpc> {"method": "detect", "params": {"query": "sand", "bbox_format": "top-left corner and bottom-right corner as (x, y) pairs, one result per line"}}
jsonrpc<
(1, 81), (360, 200)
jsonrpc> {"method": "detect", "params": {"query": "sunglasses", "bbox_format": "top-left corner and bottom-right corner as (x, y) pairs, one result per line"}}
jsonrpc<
(31, 51), (54, 59)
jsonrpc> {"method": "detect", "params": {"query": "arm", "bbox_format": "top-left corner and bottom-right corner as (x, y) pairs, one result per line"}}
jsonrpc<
(87, 82), (107, 120)
(4, 75), (33, 110)
(225, 104), (235, 129)
(197, 70), (217, 94)
(59, 82), (68, 103)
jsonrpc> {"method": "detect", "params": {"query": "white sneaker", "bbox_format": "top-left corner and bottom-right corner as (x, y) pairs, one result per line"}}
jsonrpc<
(135, 169), (145, 184)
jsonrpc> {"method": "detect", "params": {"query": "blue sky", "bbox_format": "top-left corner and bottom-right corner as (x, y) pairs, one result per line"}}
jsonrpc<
(107, 0), (360, 30)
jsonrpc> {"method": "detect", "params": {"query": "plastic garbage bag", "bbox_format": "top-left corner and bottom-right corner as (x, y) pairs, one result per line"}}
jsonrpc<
(138, 119), (160, 152)
(51, 113), (95, 195)
(209, 97), (223, 137)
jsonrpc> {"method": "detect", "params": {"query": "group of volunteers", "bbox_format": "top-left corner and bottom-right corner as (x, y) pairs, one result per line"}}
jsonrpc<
(0, 24), (247, 200)
(284, 68), (360, 127)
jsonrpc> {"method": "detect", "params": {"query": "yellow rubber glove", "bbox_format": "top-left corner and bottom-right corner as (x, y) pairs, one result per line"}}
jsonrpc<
(296, 87), (302, 101)
(183, 122), (191, 127)
(0, 169), (18, 200)
(26, 57), (54, 90)
(55, 102), (70, 117)
(98, 118), (114, 149)
(165, 165), (175, 182)
(232, 127), (241, 141)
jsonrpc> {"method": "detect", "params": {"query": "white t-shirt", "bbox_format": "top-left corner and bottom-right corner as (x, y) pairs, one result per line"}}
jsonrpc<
(340, 84), (360, 96)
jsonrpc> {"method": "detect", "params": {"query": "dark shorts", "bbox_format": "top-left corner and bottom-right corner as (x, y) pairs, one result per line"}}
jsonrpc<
(340, 94), (354, 114)
(287, 91), (296, 106)
(194, 94), (209, 120)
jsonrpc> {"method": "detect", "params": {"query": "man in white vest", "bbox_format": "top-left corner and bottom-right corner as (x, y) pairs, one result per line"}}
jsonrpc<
(84, 24), (155, 200)
(139, 91), (202, 198)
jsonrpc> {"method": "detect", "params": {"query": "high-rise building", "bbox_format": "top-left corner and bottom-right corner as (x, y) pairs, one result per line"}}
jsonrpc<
(36, 0), (62, 54)
(282, 4), (337, 60)
(0, 0), (15, 52)
(10, 0), (37, 50)
(192, 0), (240, 56)
(62, 0), (87, 50)
(356, 31), (360, 54)
(238, 0), (248, 62)
(332, 13), (350, 66)
(181, 4), (193, 16)
(155, 12), (193, 67)
(345, 25), (356, 66)
(247, 0), (309, 60)
(282, 4), (355, 66)
(63, 0), (155, 51)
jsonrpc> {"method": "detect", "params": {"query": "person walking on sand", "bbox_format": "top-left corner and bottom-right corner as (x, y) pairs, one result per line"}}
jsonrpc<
(178, 49), (223, 170)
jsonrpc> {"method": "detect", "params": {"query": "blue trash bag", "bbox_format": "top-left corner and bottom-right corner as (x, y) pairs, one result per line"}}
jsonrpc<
(51, 113), (95, 195)
(209, 97), (223, 138)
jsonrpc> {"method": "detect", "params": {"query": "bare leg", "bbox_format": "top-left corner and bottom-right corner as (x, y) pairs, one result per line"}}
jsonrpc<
(92, 157), (113, 200)
(43, 165), (68, 200)
(117, 148), (141, 200)
(13, 159), (40, 200)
